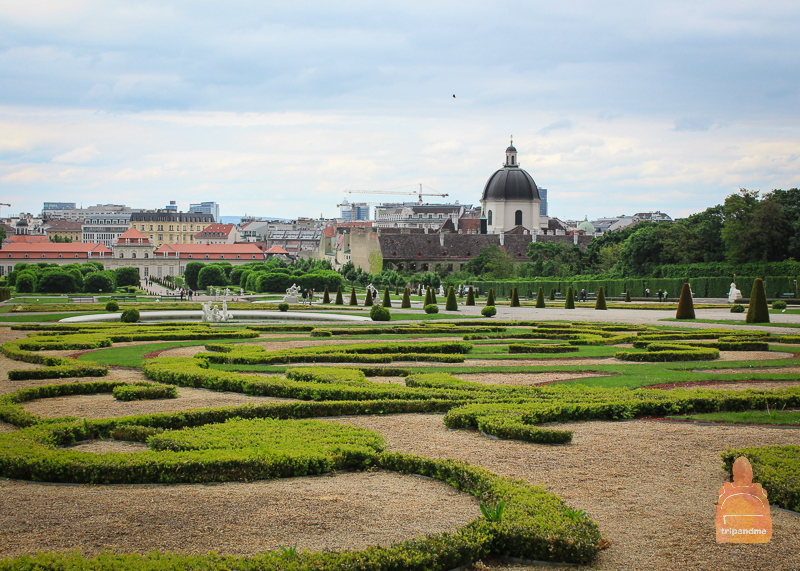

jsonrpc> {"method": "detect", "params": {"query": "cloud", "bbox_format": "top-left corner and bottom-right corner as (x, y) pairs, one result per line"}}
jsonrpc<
(538, 120), (573, 136)
(673, 117), (715, 132)
(52, 145), (99, 164)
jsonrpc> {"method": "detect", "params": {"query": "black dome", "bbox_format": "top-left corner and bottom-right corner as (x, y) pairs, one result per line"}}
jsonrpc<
(506, 145), (517, 152)
(481, 167), (539, 202)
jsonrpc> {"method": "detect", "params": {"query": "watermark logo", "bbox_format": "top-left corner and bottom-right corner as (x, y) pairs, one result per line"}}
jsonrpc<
(715, 456), (772, 543)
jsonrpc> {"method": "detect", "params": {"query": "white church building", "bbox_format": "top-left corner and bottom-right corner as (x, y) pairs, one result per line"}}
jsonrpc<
(480, 140), (542, 234)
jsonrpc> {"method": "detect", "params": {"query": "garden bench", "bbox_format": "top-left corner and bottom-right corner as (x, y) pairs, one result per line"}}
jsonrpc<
(69, 296), (94, 303)
(109, 295), (137, 302)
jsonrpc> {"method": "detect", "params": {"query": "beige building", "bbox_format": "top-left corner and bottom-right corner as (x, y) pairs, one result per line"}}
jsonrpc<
(129, 210), (215, 247)
(44, 220), (83, 243)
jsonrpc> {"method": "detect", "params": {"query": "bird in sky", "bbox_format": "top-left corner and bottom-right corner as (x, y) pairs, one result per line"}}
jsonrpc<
(453, 94), (456, 98)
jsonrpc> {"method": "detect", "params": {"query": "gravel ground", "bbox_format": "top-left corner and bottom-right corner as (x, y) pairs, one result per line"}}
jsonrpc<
(321, 414), (800, 571)
(661, 380), (800, 392)
(0, 471), (479, 559)
(0, 421), (17, 433)
(67, 439), (149, 453)
(22, 382), (298, 420)
(457, 372), (606, 385)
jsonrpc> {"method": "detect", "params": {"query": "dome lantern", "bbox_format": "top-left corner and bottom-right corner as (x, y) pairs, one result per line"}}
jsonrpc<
(504, 136), (518, 167)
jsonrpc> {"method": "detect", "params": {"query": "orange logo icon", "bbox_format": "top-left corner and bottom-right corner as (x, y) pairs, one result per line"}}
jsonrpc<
(716, 456), (772, 543)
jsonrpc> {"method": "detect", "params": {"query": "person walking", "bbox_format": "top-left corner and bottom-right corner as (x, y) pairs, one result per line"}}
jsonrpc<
(180, 288), (184, 302)
(302, 288), (308, 305)
(658, 289), (663, 302)
(309, 289), (314, 305)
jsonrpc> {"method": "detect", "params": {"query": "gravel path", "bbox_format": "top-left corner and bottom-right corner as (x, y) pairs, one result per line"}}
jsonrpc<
(321, 414), (800, 571)
(22, 383), (298, 420)
(67, 440), (149, 453)
(0, 471), (479, 559)
(458, 372), (606, 385)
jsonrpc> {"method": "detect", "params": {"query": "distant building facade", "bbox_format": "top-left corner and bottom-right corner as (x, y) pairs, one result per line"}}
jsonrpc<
(129, 211), (215, 247)
(43, 202), (76, 212)
(44, 220), (83, 242)
(189, 202), (220, 222)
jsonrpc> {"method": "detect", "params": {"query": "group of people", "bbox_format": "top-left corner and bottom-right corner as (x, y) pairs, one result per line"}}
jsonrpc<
(644, 288), (669, 302)
(300, 289), (315, 305)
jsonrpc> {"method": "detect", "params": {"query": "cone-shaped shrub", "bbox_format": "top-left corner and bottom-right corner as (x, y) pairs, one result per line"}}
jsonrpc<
(335, 285), (344, 305)
(349, 287), (358, 306)
(565, 286), (575, 309)
(431, 289), (437, 305)
(624, 290), (631, 303)
(382, 287), (392, 308)
(401, 287), (411, 308)
(364, 288), (373, 307)
(446, 286), (458, 311)
(746, 278), (770, 323)
(675, 282), (695, 320)
(549, 288), (555, 301)
(536, 286), (546, 308)
(424, 287), (433, 307)
(486, 288), (495, 306)
(511, 287), (521, 307)
(322, 286), (330, 304)
(466, 286), (475, 306)
(595, 287), (607, 310)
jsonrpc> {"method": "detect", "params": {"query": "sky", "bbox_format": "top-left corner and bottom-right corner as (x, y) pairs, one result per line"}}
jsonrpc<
(1, 1), (800, 222)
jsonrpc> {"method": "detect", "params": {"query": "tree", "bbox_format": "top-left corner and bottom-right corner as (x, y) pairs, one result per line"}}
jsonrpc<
(485, 248), (517, 280)
(466, 286), (475, 306)
(37, 272), (77, 294)
(15, 272), (36, 293)
(510, 287), (520, 307)
(184, 262), (205, 290)
(84, 271), (114, 293)
(463, 245), (505, 277)
(349, 287), (358, 306)
(446, 286), (458, 311)
(565, 286), (575, 309)
(401, 287), (411, 308)
(335, 285), (344, 305)
(50, 235), (73, 243)
(115, 267), (141, 287)
(197, 265), (228, 290)
(675, 283), (695, 319)
(322, 286), (330, 304)
(382, 287), (392, 308)
(746, 278), (770, 323)
(535, 286), (545, 308)
(364, 288), (373, 306)
(486, 288), (495, 306)
(595, 286), (607, 310)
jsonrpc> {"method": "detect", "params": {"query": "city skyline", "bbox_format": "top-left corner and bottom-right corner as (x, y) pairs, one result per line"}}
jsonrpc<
(1, 2), (799, 221)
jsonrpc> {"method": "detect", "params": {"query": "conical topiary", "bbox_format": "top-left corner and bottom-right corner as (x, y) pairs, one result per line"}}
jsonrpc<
(536, 286), (546, 308)
(383, 287), (392, 308)
(401, 287), (411, 308)
(335, 285), (344, 305)
(486, 288), (495, 307)
(431, 288), (437, 305)
(595, 286), (607, 310)
(349, 287), (358, 306)
(322, 286), (330, 304)
(675, 282), (695, 319)
(511, 287), (521, 307)
(424, 287), (432, 307)
(565, 286), (575, 309)
(625, 290), (631, 303)
(746, 278), (770, 324)
(364, 288), (373, 306)
(446, 286), (458, 311)
(466, 286), (475, 306)
(549, 288), (555, 301)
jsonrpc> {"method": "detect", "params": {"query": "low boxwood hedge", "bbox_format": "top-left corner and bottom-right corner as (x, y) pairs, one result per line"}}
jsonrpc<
(7, 363), (108, 381)
(112, 382), (178, 401)
(508, 343), (579, 354)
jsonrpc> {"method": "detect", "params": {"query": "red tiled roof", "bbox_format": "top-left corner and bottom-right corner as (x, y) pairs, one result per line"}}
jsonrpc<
(1, 242), (111, 259)
(5, 235), (49, 243)
(154, 243), (264, 260)
(265, 245), (289, 254)
(195, 224), (234, 238)
(116, 227), (150, 243)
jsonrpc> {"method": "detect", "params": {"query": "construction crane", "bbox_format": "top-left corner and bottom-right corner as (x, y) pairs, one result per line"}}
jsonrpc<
(0, 204), (10, 218)
(344, 184), (448, 204)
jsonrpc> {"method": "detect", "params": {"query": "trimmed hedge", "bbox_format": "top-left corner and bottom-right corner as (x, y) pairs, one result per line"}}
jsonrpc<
(113, 382), (178, 401)
(615, 343), (719, 362)
(508, 343), (579, 354)
(7, 363), (108, 381)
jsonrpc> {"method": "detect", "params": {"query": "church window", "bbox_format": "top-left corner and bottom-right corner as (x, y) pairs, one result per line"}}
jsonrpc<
(511, 156), (515, 165)
(487, 211), (493, 225)
(515, 210), (523, 226)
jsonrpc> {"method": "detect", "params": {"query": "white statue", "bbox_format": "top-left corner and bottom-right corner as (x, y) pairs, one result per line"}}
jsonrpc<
(201, 302), (212, 322)
(728, 282), (742, 303)
(240, 288), (244, 296)
(438, 285), (445, 298)
(211, 305), (221, 322)
(284, 283), (301, 304)
(222, 300), (233, 321)
(224, 288), (231, 298)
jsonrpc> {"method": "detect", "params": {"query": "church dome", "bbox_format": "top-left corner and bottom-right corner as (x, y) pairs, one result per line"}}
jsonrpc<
(481, 166), (539, 202)
(577, 218), (595, 233)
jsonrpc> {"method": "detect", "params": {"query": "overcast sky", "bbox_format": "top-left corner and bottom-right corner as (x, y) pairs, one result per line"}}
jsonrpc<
(1, 1), (799, 221)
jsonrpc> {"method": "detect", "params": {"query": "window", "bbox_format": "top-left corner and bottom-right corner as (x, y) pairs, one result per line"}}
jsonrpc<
(236, 255), (241, 259)
(205, 255), (209, 259)
(150, 225), (153, 231)
(511, 156), (515, 165)
(515, 210), (523, 226)
(183, 225), (187, 231)
(41, 254), (45, 258)
(132, 253), (136, 258)
(158, 235), (163, 241)
(252, 255), (256, 259)
(75, 254), (79, 258)
(119, 252), (124, 258)
(487, 211), (493, 225)
(188, 254), (192, 259)
(158, 225), (163, 231)
(169, 225), (174, 231)
(58, 254), (62, 259)
(220, 255), (224, 259)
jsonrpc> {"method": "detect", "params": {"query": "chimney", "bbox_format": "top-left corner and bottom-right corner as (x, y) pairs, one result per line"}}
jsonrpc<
(499, 232), (504, 246)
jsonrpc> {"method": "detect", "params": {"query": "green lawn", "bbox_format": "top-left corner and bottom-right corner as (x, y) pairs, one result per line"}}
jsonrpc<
(668, 410), (800, 425)
(0, 312), (103, 323)
(659, 318), (800, 329)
